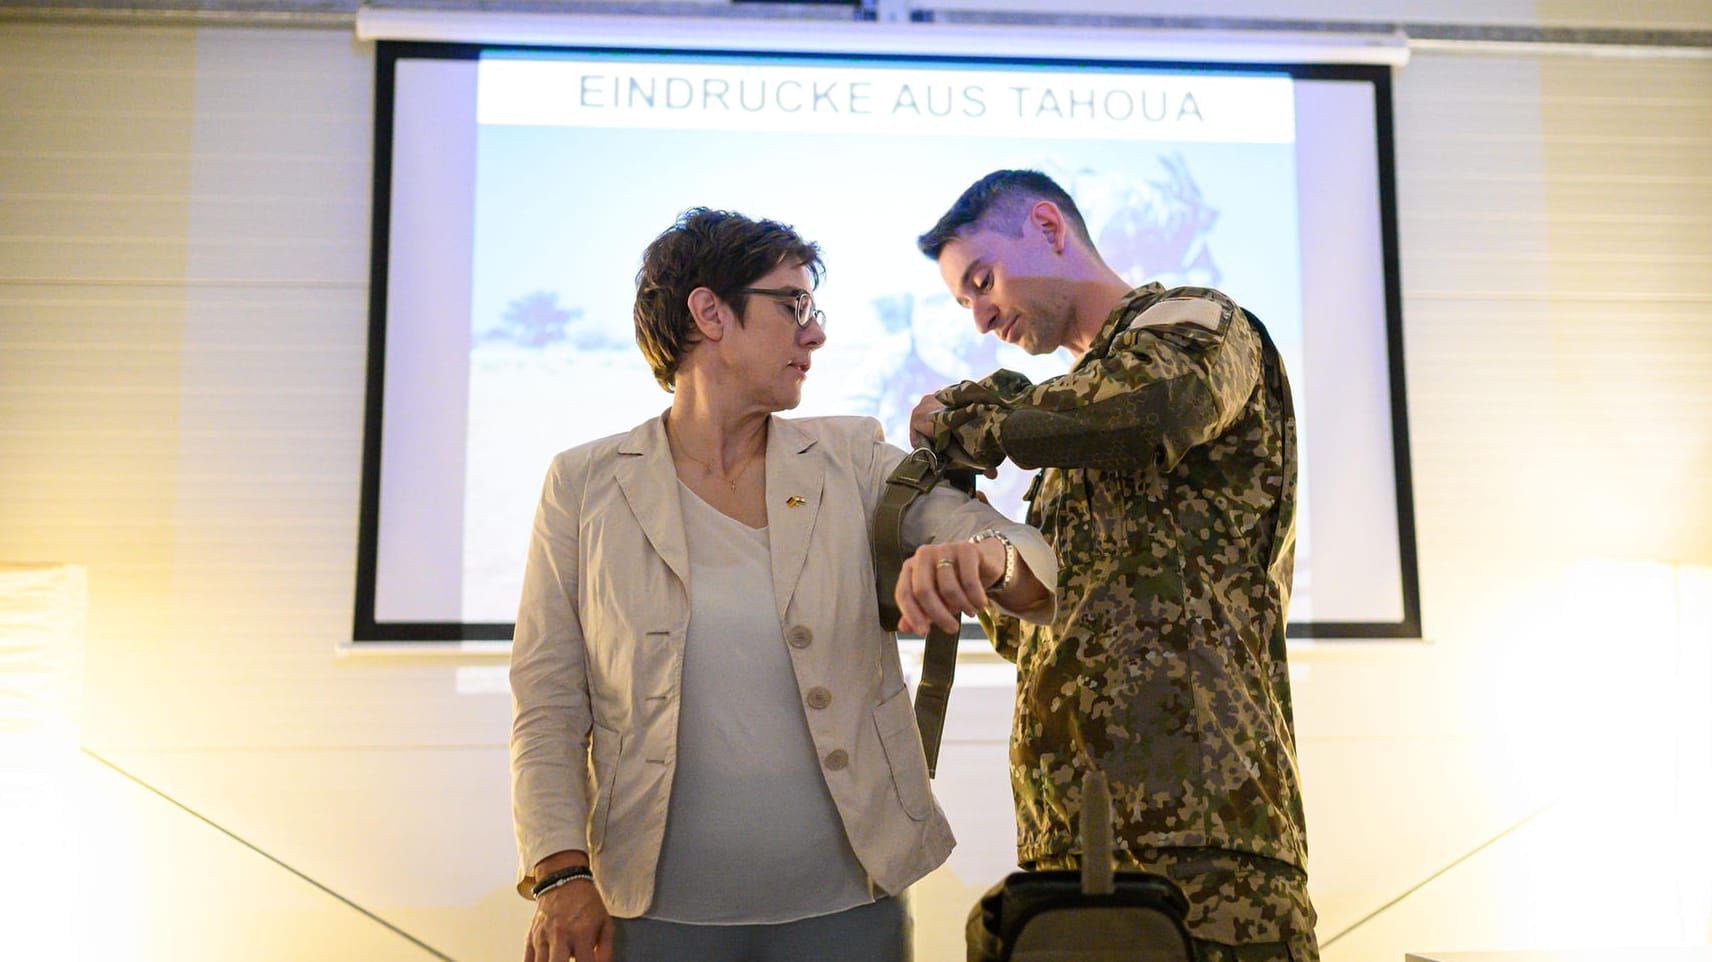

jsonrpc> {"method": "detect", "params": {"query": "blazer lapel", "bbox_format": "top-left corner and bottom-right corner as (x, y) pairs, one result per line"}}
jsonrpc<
(764, 416), (824, 621)
(614, 416), (690, 588)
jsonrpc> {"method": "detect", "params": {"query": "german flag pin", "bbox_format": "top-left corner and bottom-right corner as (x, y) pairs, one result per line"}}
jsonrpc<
(785, 496), (807, 508)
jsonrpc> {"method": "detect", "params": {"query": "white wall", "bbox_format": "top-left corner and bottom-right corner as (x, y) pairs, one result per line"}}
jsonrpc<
(2, 6), (1711, 960)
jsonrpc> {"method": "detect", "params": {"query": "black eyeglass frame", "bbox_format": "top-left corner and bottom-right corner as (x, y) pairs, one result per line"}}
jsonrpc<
(736, 287), (827, 329)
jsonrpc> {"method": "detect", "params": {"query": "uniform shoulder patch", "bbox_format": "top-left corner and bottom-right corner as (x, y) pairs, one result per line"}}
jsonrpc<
(1132, 296), (1225, 331)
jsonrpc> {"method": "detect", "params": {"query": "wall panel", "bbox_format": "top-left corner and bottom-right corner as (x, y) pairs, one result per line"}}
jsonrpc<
(0, 25), (195, 664)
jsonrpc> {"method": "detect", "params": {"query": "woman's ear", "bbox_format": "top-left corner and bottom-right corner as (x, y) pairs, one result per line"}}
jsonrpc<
(687, 287), (725, 342)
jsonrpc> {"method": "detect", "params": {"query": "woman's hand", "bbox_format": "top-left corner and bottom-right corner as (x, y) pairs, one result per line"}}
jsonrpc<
(895, 539), (1004, 635)
(524, 877), (613, 962)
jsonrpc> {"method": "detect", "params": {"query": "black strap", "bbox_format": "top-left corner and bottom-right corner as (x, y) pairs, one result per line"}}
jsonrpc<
(873, 448), (942, 632)
(872, 448), (974, 779)
(912, 623), (958, 779)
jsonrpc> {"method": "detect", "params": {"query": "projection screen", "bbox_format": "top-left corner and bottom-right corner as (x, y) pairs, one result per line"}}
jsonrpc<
(354, 32), (1420, 643)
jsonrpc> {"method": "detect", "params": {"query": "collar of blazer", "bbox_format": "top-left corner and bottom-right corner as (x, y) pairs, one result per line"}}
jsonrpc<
(614, 414), (826, 621)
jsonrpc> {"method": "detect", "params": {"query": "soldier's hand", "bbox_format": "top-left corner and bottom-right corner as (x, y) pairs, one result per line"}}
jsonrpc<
(910, 396), (999, 478)
(908, 394), (946, 449)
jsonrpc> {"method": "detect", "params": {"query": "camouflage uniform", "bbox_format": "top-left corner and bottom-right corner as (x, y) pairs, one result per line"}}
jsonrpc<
(929, 284), (1317, 959)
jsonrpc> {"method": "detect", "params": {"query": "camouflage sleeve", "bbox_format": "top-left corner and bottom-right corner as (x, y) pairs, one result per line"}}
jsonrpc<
(931, 291), (1262, 472)
(977, 607), (1023, 664)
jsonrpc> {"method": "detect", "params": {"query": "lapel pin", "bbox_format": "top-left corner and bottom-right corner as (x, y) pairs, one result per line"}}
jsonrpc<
(785, 496), (807, 508)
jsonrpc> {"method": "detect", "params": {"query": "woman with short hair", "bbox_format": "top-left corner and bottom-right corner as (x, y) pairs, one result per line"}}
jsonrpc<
(510, 208), (1056, 962)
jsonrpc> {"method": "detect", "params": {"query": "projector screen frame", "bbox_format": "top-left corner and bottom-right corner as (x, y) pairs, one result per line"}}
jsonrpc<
(352, 37), (1421, 644)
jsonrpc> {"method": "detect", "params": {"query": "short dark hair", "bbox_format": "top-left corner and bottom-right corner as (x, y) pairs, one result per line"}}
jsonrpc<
(634, 208), (823, 392)
(916, 169), (1094, 260)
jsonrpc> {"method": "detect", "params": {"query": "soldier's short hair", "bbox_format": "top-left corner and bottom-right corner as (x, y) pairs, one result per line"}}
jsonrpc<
(634, 208), (823, 392)
(916, 169), (1094, 260)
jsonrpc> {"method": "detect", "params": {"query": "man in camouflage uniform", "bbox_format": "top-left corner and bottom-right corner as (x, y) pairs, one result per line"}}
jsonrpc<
(911, 170), (1316, 962)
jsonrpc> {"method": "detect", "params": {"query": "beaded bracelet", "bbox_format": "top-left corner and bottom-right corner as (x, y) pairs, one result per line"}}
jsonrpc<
(530, 864), (593, 900)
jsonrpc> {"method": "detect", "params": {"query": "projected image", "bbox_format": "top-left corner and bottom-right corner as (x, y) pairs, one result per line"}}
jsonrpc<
(461, 81), (1307, 622)
(362, 46), (1415, 639)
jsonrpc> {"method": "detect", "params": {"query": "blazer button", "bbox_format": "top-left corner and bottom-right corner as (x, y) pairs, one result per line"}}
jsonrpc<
(787, 625), (813, 649)
(823, 749), (849, 771)
(805, 686), (832, 710)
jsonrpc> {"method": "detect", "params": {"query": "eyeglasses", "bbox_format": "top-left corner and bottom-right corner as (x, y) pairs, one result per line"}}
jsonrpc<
(737, 287), (826, 330)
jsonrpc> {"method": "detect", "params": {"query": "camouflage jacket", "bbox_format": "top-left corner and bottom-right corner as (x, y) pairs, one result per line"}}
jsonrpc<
(929, 283), (1308, 884)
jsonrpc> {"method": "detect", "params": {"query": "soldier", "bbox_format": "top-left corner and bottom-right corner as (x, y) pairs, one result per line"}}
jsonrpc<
(907, 169), (1317, 962)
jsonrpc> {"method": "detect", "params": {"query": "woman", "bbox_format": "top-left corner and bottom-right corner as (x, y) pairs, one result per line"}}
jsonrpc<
(510, 208), (1056, 962)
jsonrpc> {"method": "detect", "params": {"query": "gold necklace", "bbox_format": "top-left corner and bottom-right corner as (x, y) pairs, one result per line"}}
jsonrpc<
(666, 417), (759, 492)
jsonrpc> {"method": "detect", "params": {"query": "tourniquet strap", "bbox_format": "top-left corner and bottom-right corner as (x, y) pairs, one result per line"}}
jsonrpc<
(913, 622), (958, 779)
(872, 448), (942, 632)
(871, 447), (973, 779)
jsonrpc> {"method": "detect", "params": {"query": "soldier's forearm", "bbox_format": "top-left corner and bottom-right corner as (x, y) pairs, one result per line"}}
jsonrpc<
(994, 366), (1236, 472)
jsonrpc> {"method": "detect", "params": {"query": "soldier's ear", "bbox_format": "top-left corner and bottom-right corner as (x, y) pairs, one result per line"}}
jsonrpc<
(1030, 201), (1067, 254)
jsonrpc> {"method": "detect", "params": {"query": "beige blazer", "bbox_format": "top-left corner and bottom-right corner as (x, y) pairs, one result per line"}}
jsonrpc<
(510, 414), (1055, 916)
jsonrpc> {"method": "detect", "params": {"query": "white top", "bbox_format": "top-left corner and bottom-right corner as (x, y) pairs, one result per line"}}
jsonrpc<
(645, 481), (873, 924)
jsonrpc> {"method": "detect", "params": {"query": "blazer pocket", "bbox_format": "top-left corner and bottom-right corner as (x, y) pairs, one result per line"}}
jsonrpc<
(588, 720), (624, 851)
(873, 686), (933, 821)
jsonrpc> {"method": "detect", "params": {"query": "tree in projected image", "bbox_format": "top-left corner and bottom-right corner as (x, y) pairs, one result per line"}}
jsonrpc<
(486, 291), (629, 351)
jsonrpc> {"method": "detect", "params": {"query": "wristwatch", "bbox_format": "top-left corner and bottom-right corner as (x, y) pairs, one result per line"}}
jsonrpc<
(971, 528), (1018, 593)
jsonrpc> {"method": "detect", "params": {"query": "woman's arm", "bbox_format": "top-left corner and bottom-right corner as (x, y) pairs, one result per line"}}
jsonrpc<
(523, 850), (611, 962)
(893, 533), (1051, 635)
(510, 453), (612, 961)
(863, 421), (1057, 631)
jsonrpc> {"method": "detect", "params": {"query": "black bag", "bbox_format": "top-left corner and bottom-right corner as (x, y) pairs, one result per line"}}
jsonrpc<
(965, 772), (1197, 962)
(965, 871), (1196, 962)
